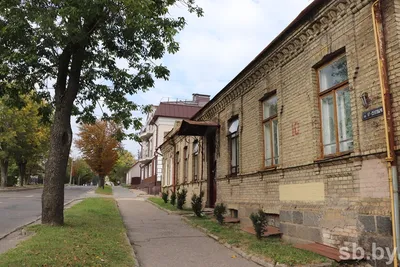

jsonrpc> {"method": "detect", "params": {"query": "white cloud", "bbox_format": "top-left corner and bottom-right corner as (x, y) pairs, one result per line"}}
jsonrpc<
(72, 0), (311, 157)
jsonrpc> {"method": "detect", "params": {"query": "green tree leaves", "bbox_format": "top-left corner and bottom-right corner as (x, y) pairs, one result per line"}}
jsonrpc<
(0, 95), (50, 187)
(108, 149), (135, 184)
(0, 0), (203, 128)
(0, 0), (202, 224)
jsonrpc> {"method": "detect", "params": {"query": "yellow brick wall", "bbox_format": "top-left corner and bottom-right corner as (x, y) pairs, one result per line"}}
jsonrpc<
(187, 0), (400, 252)
(159, 0), (399, 255)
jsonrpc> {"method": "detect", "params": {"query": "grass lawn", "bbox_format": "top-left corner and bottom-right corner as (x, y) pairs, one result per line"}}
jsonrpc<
(95, 185), (113, 195)
(187, 216), (328, 266)
(0, 198), (135, 267)
(148, 197), (192, 212)
(148, 197), (179, 211)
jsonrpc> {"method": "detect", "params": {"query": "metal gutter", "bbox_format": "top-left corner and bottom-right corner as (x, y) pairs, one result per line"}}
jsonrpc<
(372, 0), (399, 263)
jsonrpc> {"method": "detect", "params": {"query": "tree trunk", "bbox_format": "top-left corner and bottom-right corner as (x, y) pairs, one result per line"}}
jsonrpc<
(99, 175), (105, 189)
(0, 159), (9, 188)
(42, 107), (73, 225)
(18, 160), (27, 187)
(41, 26), (90, 225)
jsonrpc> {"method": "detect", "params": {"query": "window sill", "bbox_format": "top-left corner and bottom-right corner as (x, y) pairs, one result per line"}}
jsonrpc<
(314, 151), (353, 163)
(258, 165), (279, 173)
(224, 174), (240, 180)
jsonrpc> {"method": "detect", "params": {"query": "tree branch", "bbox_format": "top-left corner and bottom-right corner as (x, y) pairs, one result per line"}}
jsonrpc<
(62, 17), (102, 107)
(55, 44), (72, 104)
(63, 45), (85, 108)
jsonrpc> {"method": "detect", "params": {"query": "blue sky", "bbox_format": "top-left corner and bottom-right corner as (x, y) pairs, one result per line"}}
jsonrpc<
(71, 0), (312, 158)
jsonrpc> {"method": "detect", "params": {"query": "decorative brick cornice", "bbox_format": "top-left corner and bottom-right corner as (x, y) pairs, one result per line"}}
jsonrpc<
(197, 0), (372, 121)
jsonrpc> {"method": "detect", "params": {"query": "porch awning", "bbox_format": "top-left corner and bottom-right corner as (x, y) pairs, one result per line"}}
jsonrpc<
(176, 119), (219, 136)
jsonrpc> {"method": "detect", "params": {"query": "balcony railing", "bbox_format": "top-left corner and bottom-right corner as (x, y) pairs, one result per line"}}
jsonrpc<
(138, 150), (153, 164)
(139, 125), (154, 140)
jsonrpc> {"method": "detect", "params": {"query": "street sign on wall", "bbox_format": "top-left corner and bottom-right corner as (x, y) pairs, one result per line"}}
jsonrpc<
(362, 107), (383, 121)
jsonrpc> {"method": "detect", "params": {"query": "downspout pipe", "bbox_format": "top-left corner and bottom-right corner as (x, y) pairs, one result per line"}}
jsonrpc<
(200, 136), (204, 193)
(138, 142), (144, 185)
(154, 123), (159, 188)
(172, 139), (176, 192)
(372, 1), (400, 262)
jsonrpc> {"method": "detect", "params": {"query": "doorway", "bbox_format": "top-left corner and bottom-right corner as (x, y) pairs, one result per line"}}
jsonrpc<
(207, 133), (217, 208)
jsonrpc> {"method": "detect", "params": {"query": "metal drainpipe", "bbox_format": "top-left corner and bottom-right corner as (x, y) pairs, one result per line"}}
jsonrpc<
(200, 135), (204, 193)
(154, 124), (159, 189)
(172, 138), (176, 192)
(372, 1), (400, 263)
(138, 143), (143, 185)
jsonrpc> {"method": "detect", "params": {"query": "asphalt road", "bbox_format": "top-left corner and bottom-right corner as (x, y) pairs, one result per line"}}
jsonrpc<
(0, 186), (94, 238)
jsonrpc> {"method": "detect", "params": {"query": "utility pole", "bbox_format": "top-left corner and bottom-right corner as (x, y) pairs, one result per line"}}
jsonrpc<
(69, 159), (73, 185)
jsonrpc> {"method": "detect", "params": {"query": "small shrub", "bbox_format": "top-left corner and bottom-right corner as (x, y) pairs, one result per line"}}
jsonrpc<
(161, 191), (168, 204)
(213, 203), (227, 225)
(250, 209), (267, 240)
(170, 190), (176, 206)
(191, 191), (204, 217)
(176, 188), (187, 210)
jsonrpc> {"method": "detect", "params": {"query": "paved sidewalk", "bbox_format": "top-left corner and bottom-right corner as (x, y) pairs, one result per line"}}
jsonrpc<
(113, 186), (258, 267)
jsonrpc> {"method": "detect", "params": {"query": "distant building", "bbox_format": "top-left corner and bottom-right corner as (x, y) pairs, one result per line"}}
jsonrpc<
(125, 162), (141, 186)
(137, 94), (210, 195)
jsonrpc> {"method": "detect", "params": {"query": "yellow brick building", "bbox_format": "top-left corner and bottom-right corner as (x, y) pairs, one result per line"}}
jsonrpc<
(160, 0), (400, 263)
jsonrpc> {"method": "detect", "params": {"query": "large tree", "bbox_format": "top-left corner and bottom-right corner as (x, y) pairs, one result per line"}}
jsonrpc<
(71, 158), (94, 185)
(0, 95), (49, 187)
(0, 97), (17, 188)
(109, 149), (135, 185)
(12, 97), (50, 186)
(0, 0), (202, 225)
(75, 121), (120, 189)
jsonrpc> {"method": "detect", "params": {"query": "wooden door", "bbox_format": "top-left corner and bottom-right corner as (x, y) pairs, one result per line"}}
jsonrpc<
(208, 133), (217, 208)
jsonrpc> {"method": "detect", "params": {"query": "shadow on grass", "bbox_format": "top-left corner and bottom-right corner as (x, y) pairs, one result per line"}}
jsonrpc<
(0, 198), (135, 267)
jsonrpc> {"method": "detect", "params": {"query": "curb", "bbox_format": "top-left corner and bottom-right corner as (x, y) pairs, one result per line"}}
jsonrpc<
(0, 187), (43, 193)
(115, 201), (141, 267)
(145, 199), (193, 216)
(123, 232), (140, 267)
(180, 216), (333, 267)
(0, 198), (81, 242)
(145, 199), (174, 215)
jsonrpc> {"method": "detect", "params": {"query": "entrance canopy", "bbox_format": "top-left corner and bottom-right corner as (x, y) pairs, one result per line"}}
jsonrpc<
(176, 119), (219, 136)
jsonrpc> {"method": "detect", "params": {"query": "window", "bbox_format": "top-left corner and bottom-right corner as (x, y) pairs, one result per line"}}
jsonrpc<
(149, 162), (152, 177)
(192, 140), (199, 181)
(148, 138), (153, 157)
(263, 94), (279, 167)
(318, 55), (353, 156)
(230, 209), (238, 218)
(228, 118), (239, 175)
(164, 158), (169, 186)
(183, 146), (188, 182)
(175, 151), (180, 183)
